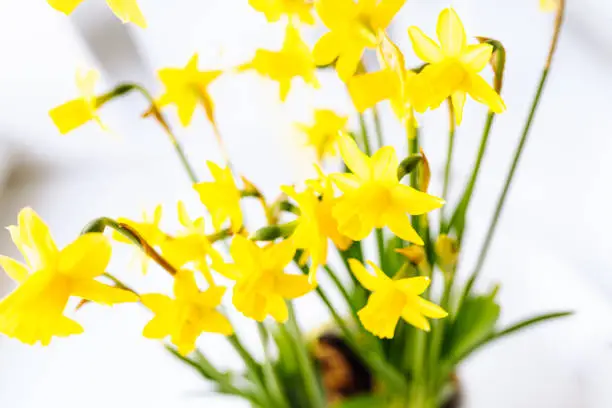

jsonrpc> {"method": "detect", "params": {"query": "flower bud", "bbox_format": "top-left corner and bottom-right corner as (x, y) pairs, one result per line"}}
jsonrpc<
(396, 245), (426, 265)
(397, 154), (422, 180)
(435, 234), (459, 268)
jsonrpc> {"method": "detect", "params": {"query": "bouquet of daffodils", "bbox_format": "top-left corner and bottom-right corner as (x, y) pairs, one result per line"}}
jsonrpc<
(0, 1), (570, 407)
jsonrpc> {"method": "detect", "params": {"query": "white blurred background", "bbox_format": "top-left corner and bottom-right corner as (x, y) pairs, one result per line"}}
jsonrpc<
(1, 0), (612, 407)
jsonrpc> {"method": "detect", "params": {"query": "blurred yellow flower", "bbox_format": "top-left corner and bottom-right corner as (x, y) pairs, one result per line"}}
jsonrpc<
(332, 133), (444, 243)
(157, 54), (222, 126)
(249, 0), (314, 24)
(194, 162), (243, 233)
(160, 202), (223, 281)
(49, 68), (105, 135)
(407, 8), (506, 124)
(349, 259), (446, 337)
(115, 205), (166, 274)
(313, 0), (406, 81)
(540, 0), (559, 12)
(240, 25), (318, 101)
(214, 236), (312, 322)
(282, 182), (351, 284)
(141, 270), (232, 356)
(296, 109), (348, 161)
(47, 0), (147, 28)
(0, 208), (137, 345)
(348, 35), (417, 127)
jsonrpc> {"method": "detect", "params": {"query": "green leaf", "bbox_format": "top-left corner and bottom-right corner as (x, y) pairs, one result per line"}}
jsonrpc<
(338, 395), (388, 407)
(442, 288), (500, 364)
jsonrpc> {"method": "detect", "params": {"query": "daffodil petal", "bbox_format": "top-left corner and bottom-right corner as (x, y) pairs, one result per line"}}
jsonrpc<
(372, 0), (406, 29)
(401, 307), (430, 331)
(0, 256), (29, 283)
(72, 279), (138, 304)
(336, 45), (364, 82)
(267, 295), (289, 322)
(331, 173), (361, 192)
(47, 0), (85, 14)
(436, 7), (466, 56)
(58, 233), (110, 278)
(467, 74), (506, 113)
(392, 185), (445, 215)
(348, 69), (397, 113)
(198, 285), (226, 308)
(337, 132), (370, 179)
(49, 99), (95, 135)
(313, 31), (341, 66)
(460, 43), (493, 73)
(451, 91), (466, 125)
(276, 273), (312, 299)
(407, 26), (444, 63)
(416, 297), (448, 319)
(348, 259), (382, 291)
(371, 146), (399, 182)
(315, 0), (358, 30)
(141, 293), (172, 313)
(105, 0), (147, 28)
(173, 270), (200, 300)
(142, 315), (169, 339)
(201, 310), (233, 335)
(384, 213), (424, 245)
(264, 239), (295, 270)
(395, 276), (430, 295)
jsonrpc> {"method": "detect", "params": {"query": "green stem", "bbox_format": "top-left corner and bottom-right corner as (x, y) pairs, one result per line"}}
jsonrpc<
(98, 83), (198, 183)
(372, 106), (384, 149)
(285, 303), (326, 407)
(358, 113), (372, 156)
(463, 1), (566, 297)
(323, 265), (359, 325)
(441, 100), (456, 227)
(376, 228), (386, 272)
(257, 323), (290, 408)
(447, 112), (496, 241)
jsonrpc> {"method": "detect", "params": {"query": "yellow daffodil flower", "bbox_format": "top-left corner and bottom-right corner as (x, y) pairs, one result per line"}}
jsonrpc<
(540, 0), (559, 12)
(194, 162), (243, 233)
(282, 182), (351, 284)
(249, 0), (314, 24)
(349, 259), (447, 338)
(141, 270), (232, 356)
(240, 25), (318, 101)
(332, 133), (444, 244)
(49, 68), (106, 135)
(160, 202), (223, 283)
(214, 236), (312, 322)
(313, 0), (406, 81)
(407, 8), (506, 124)
(47, 0), (147, 28)
(348, 34), (418, 127)
(114, 205), (166, 274)
(157, 54), (222, 127)
(0, 208), (137, 345)
(296, 109), (348, 161)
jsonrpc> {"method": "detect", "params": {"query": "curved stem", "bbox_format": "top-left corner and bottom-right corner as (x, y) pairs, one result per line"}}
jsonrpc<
(323, 264), (359, 325)
(82, 217), (177, 276)
(98, 83), (199, 183)
(465, 0), (566, 295)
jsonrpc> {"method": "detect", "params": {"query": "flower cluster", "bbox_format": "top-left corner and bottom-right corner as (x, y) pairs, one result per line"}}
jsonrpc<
(3, 0), (528, 358)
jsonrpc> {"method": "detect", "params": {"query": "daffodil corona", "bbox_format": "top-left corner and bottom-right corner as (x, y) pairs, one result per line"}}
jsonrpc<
(157, 54), (222, 127)
(142, 270), (232, 356)
(47, 0), (147, 28)
(313, 0), (406, 81)
(332, 133), (444, 244)
(214, 236), (312, 322)
(49, 68), (105, 134)
(349, 259), (447, 338)
(0, 209), (137, 345)
(408, 8), (506, 124)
